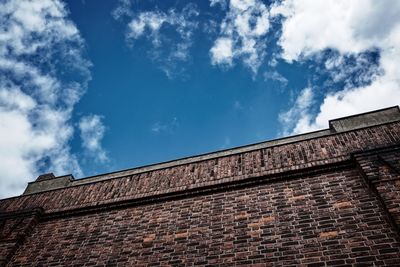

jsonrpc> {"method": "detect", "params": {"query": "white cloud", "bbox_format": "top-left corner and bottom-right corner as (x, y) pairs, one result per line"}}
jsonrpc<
(210, 38), (234, 66)
(127, 12), (166, 41)
(271, 0), (400, 62)
(279, 87), (315, 135)
(273, 0), (400, 134)
(322, 52), (381, 89)
(79, 115), (108, 163)
(210, 0), (270, 73)
(115, 3), (199, 79)
(0, 0), (92, 198)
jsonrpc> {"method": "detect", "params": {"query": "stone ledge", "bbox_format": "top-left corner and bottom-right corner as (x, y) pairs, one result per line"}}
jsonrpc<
(330, 106), (400, 132)
(23, 175), (74, 195)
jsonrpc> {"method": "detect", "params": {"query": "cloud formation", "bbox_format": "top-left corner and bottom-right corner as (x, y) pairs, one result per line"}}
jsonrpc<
(0, 0), (104, 198)
(273, 0), (400, 134)
(114, 2), (199, 79)
(279, 87), (315, 135)
(210, 0), (270, 73)
(79, 115), (108, 163)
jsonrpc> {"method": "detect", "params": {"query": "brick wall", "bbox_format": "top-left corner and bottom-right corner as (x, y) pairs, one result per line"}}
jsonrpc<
(0, 209), (42, 266)
(355, 146), (400, 232)
(1, 108), (400, 266)
(7, 168), (400, 266)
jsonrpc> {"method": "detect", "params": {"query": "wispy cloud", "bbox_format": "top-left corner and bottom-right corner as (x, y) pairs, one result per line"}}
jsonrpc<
(114, 1), (199, 79)
(151, 117), (179, 134)
(233, 100), (244, 110)
(112, 0), (133, 20)
(0, 0), (93, 198)
(210, 0), (227, 9)
(278, 87), (315, 135)
(210, 0), (270, 74)
(79, 115), (108, 163)
(264, 71), (288, 87)
(273, 0), (400, 134)
(220, 136), (231, 149)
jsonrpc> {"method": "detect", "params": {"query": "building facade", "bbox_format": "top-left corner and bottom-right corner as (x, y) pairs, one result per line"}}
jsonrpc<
(1, 106), (400, 266)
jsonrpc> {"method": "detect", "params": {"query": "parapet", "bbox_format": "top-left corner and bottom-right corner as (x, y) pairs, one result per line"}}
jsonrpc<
(22, 106), (400, 195)
(23, 173), (75, 195)
(329, 106), (400, 132)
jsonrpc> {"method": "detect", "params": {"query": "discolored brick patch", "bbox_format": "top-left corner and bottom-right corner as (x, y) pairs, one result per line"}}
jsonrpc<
(319, 231), (338, 238)
(333, 201), (352, 209)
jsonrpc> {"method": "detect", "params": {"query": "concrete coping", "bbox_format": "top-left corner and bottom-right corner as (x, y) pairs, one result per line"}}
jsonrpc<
(329, 106), (400, 132)
(22, 106), (400, 195)
(23, 174), (75, 195)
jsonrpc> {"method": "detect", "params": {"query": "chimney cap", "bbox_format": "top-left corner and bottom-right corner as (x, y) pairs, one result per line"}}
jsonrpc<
(36, 173), (56, 182)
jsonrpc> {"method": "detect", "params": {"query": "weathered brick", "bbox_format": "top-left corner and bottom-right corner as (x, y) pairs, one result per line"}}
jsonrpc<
(333, 201), (352, 209)
(143, 233), (156, 243)
(174, 232), (188, 239)
(319, 231), (338, 238)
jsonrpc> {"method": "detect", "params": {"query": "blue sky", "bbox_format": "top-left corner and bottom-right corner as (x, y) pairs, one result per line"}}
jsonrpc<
(1, 0), (400, 198)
